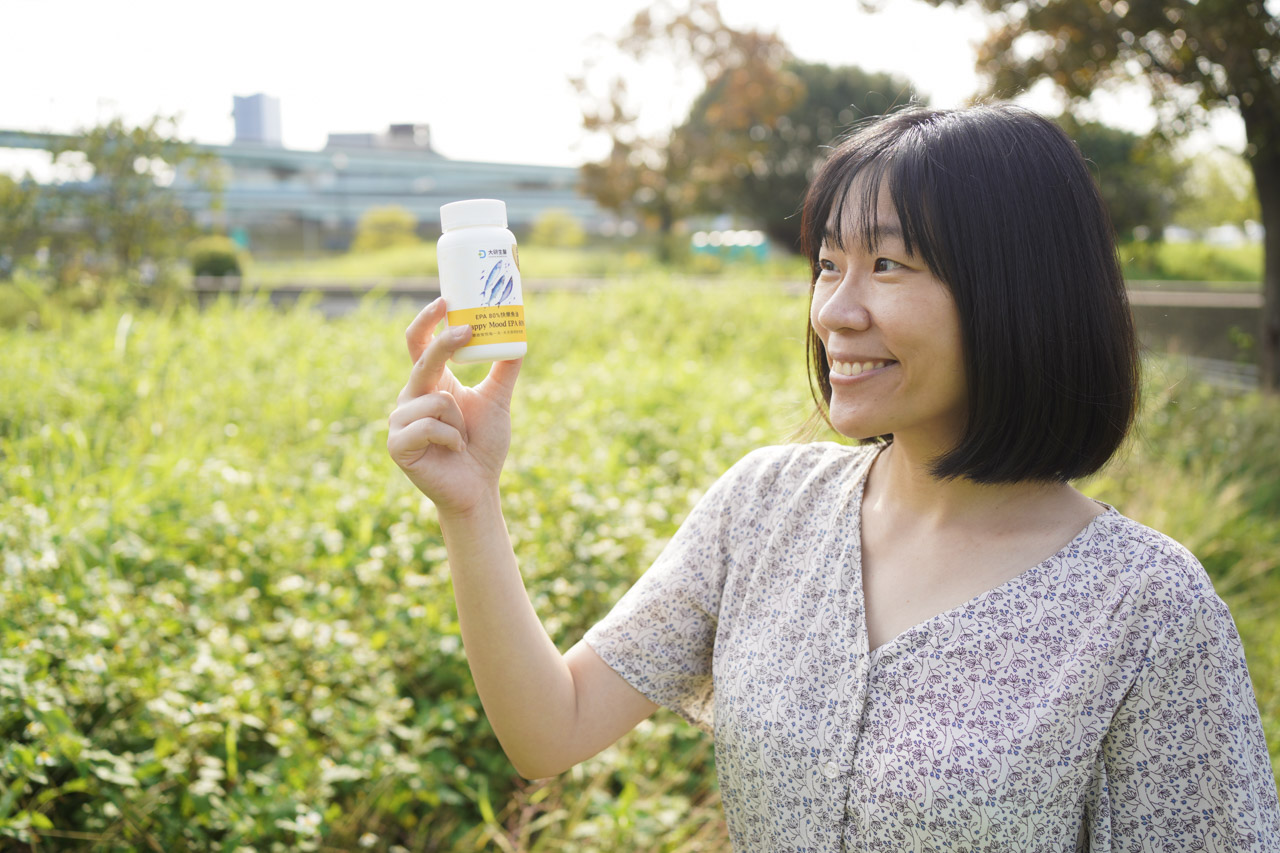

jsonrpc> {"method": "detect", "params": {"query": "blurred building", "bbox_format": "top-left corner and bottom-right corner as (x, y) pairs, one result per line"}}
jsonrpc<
(233, 94), (283, 147)
(0, 95), (603, 257)
(326, 123), (433, 152)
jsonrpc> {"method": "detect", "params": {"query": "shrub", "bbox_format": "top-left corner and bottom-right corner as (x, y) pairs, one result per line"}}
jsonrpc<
(188, 235), (245, 277)
(0, 282), (1275, 850)
(527, 209), (587, 248)
(352, 206), (420, 254)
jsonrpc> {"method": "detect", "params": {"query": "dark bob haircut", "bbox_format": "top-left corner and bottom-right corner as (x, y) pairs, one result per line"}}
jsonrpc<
(800, 104), (1139, 484)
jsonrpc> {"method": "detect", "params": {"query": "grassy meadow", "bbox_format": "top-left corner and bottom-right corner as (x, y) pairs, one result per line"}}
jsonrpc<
(1, 279), (1277, 851)
(246, 242), (803, 286)
(241, 238), (1264, 289)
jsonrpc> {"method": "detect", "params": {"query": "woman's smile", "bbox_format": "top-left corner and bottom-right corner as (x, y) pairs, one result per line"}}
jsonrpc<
(828, 359), (897, 381)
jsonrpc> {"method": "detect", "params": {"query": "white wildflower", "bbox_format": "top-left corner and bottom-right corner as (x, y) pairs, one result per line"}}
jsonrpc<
(276, 575), (307, 594)
(321, 529), (344, 554)
(297, 809), (322, 834)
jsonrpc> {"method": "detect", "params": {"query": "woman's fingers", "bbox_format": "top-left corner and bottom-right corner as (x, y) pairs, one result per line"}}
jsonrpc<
(478, 357), (523, 407)
(404, 323), (474, 400)
(405, 297), (447, 365)
(388, 411), (466, 456)
(389, 391), (467, 439)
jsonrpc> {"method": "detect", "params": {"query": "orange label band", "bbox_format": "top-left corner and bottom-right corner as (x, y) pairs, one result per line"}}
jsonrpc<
(447, 305), (526, 346)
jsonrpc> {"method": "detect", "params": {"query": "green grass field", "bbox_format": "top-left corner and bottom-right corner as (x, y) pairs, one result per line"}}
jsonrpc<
(247, 242), (803, 286)
(1, 280), (1276, 850)
(1118, 240), (1264, 285)
(243, 238), (1264, 288)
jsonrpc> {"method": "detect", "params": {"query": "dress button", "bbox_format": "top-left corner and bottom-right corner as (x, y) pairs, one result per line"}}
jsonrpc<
(822, 761), (840, 779)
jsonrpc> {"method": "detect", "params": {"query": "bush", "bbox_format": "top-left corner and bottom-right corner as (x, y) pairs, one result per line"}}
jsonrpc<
(0, 281), (1275, 849)
(188, 235), (245, 277)
(352, 206), (420, 254)
(527, 209), (586, 248)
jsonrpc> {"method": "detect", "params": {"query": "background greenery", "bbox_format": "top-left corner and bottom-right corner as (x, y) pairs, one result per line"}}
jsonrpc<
(1, 279), (1277, 851)
(236, 238), (1263, 289)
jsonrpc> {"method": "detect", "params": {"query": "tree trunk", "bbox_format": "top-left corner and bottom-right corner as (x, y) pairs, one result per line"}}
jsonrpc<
(1242, 108), (1280, 394)
(1258, 163), (1280, 394)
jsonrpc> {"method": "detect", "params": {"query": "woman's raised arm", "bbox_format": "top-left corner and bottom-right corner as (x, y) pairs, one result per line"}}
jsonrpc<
(387, 299), (658, 779)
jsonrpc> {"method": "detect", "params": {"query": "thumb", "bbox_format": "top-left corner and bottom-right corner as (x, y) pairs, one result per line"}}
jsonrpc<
(480, 357), (522, 405)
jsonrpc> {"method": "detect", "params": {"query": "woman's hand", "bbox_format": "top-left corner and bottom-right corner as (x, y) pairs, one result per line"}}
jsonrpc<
(387, 298), (522, 517)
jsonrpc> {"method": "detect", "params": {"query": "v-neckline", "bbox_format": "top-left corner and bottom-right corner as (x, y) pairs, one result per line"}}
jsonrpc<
(848, 448), (1115, 664)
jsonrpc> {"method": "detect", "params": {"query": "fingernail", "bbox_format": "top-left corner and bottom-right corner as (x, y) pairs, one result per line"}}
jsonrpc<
(452, 325), (470, 340)
(428, 296), (441, 309)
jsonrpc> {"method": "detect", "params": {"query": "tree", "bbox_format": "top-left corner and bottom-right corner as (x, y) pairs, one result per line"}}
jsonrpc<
(0, 174), (45, 279)
(52, 115), (206, 284)
(880, 0), (1280, 389)
(1056, 116), (1185, 241)
(1173, 149), (1261, 236)
(677, 61), (919, 250)
(572, 0), (796, 251)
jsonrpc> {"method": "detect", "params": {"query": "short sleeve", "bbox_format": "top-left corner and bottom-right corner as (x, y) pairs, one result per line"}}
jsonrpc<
(583, 449), (771, 733)
(1088, 593), (1280, 851)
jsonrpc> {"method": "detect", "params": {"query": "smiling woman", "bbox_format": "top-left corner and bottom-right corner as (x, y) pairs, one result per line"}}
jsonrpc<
(388, 104), (1280, 852)
(802, 106), (1139, 484)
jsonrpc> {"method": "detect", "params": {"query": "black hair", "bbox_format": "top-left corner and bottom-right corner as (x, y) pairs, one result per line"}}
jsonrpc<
(800, 104), (1139, 483)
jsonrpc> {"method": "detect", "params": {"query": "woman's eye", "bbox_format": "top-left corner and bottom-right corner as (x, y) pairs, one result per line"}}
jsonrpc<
(874, 258), (905, 273)
(816, 259), (838, 274)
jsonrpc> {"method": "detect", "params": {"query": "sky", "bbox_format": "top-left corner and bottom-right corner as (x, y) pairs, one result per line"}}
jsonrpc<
(0, 0), (1246, 178)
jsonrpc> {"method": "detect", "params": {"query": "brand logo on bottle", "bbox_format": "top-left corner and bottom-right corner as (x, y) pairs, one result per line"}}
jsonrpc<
(477, 249), (487, 258)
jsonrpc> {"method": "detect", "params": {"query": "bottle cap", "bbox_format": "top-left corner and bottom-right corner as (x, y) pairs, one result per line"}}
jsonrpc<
(440, 198), (507, 231)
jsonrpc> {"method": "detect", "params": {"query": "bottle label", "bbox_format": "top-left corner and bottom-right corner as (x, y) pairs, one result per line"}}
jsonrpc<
(439, 241), (525, 346)
(446, 304), (526, 345)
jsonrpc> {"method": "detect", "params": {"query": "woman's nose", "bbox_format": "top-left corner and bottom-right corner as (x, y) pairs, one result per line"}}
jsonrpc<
(815, 274), (872, 333)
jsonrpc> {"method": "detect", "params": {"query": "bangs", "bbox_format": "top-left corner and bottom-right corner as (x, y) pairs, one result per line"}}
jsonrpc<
(802, 117), (950, 283)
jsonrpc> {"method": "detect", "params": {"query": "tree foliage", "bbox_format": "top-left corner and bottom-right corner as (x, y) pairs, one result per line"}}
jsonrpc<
(885, 0), (1280, 388)
(572, 0), (795, 242)
(0, 174), (45, 279)
(574, 1), (921, 253)
(1056, 116), (1185, 240)
(678, 61), (919, 250)
(1173, 149), (1261, 235)
(51, 115), (208, 283)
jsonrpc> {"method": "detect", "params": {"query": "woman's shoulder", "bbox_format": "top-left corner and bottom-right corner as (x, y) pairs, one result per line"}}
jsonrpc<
(696, 442), (877, 519)
(1073, 505), (1227, 631)
(722, 440), (879, 493)
(732, 439), (879, 474)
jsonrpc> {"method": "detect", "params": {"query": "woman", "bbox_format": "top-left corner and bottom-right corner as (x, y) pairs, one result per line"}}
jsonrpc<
(388, 105), (1280, 851)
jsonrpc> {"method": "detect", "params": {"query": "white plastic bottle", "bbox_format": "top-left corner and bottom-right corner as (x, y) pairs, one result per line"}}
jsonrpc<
(436, 199), (527, 363)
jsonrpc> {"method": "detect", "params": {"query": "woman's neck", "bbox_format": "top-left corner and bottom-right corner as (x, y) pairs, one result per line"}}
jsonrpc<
(864, 438), (1082, 535)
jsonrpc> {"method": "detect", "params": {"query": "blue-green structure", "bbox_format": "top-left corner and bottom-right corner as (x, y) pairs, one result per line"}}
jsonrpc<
(0, 125), (602, 256)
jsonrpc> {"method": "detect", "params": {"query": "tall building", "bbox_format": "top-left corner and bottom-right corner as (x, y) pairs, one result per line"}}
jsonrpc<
(233, 94), (283, 147)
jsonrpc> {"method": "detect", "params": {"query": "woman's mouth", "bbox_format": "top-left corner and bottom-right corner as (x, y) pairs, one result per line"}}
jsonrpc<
(830, 359), (895, 379)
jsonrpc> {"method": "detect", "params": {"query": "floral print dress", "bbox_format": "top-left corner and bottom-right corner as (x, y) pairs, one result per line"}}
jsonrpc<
(584, 443), (1280, 851)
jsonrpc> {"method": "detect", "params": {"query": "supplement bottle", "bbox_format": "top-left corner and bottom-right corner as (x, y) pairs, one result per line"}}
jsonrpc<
(437, 199), (527, 363)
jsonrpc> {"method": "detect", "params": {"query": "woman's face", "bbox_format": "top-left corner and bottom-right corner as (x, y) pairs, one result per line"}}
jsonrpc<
(810, 180), (968, 449)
